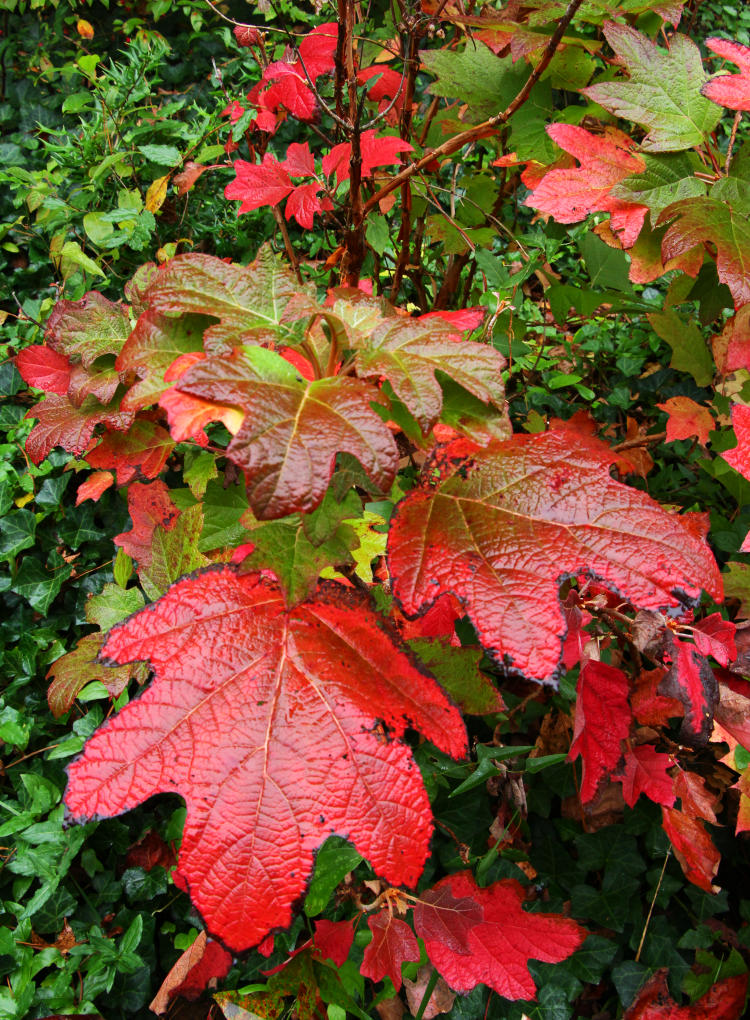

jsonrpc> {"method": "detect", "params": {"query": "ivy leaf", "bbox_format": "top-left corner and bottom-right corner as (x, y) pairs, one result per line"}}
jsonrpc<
(702, 38), (750, 112)
(568, 660), (631, 803)
(352, 318), (507, 434)
(417, 871), (585, 1000)
(584, 23), (721, 152)
(526, 125), (647, 246)
(658, 196), (750, 308)
(359, 911), (420, 990)
(65, 567), (467, 951)
(140, 250), (305, 352)
(44, 291), (132, 368)
(15, 345), (72, 394)
(387, 428), (722, 682)
(614, 745), (676, 809)
(175, 349), (398, 519)
(225, 153), (294, 214)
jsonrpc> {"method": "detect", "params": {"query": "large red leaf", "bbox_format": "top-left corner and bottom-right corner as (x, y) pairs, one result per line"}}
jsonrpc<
(624, 969), (748, 1020)
(525, 125), (647, 246)
(568, 659), (631, 803)
(175, 349), (399, 519)
(360, 911), (420, 990)
(614, 744), (676, 808)
(387, 428), (722, 682)
(25, 394), (134, 464)
(65, 567), (467, 951)
(225, 153), (294, 214)
(702, 38), (750, 112)
(15, 345), (71, 394)
(417, 871), (585, 1000)
(322, 130), (413, 184)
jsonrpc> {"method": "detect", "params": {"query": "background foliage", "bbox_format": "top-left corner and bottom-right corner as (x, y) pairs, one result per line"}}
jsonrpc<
(2, 0), (750, 1018)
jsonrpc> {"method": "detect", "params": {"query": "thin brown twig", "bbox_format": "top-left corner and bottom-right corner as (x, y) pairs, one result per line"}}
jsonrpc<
(611, 430), (667, 453)
(362, 0), (586, 216)
(725, 110), (743, 175)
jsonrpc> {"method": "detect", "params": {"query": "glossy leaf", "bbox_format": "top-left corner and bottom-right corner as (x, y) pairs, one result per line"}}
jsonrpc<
(661, 633), (718, 741)
(615, 745), (676, 808)
(65, 567), (467, 950)
(175, 348), (399, 519)
(388, 428), (722, 682)
(584, 23), (721, 151)
(15, 345), (71, 394)
(661, 806), (720, 893)
(47, 633), (142, 718)
(417, 871), (585, 1000)
(25, 394), (134, 465)
(44, 291), (131, 368)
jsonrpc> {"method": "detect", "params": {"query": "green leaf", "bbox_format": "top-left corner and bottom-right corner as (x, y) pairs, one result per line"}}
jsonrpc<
(56, 241), (106, 280)
(83, 211), (115, 245)
(611, 153), (706, 225)
(578, 234), (634, 293)
(199, 477), (251, 551)
(584, 24), (722, 152)
(139, 504), (208, 600)
(138, 144), (181, 167)
(12, 556), (71, 614)
(407, 638), (504, 715)
(304, 836), (363, 916)
(0, 509), (36, 559)
(648, 308), (714, 386)
(421, 42), (527, 122)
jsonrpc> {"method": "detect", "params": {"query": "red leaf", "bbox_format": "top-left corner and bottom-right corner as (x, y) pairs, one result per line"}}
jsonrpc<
(568, 659), (631, 803)
(657, 396), (714, 446)
(691, 613), (736, 666)
(150, 930), (233, 1014)
(234, 25), (261, 48)
(65, 567), (467, 951)
(262, 66), (318, 121)
(360, 911), (420, 991)
(631, 667), (684, 726)
(525, 125), (647, 247)
(116, 309), (208, 413)
(661, 806), (720, 893)
(25, 394), (133, 465)
(76, 470), (114, 506)
(176, 350), (399, 519)
(660, 633), (718, 740)
(388, 428), (722, 682)
(313, 919), (354, 968)
(126, 829), (177, 871)
(721, 403), (750, 482)
(412, 886), (483, 953)
(673, 770), (719, 825)
(173, 161), (208, 196)
(322, 130), (413, 184)
(285, 182), (325, 229)
(718, 305), (750, 375)
(159, 384), (244, 446)
(417, 872), (585, 1000)
(296, 22), (338, 80)
(281, 141), (316, 177)
(15, 345), (71, 394)
(358, 65), (405, 102)
(225, 153), (293, 214)
(624, 969), (748, 1020)
(702, 38), (750, 111)
(614, 744), (676, 808)
(114, 479), (179, 567)
(85, 420), (174, 485)
(418, 308), (485, 334)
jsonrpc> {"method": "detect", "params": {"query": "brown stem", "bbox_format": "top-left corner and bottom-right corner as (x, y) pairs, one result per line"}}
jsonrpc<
(611, 430), (667, 453)
(725, 110), (743, 175)
(271, 205), (303, 282)
(362, 0), (585, 217)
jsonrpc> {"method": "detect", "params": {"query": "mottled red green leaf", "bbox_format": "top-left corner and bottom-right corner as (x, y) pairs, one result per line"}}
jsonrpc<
(47, 633), (143, 718)
(86, 419), (174, 485)
(117, 310), (210, 412)
(25, 394), (134, 465)
(176, 348), (398, 519)
(44, 291), (131, 368)
(388, 428), (722, 682)
(418, 871), (585, 1000)
(65, 567), (467, 950)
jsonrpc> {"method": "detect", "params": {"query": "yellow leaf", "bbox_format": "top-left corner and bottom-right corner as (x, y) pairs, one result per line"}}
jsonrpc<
(145, 175), (169, 213)
(77, 19), (94, 39)
(15, 492), (34, 509)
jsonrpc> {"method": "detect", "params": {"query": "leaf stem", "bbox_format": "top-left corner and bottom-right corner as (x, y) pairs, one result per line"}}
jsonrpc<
(635, 848), (671, 962)
(725, 110), (743, 175)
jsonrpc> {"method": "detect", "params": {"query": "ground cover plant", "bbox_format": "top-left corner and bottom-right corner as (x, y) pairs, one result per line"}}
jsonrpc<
(4, 0), (750, 1016)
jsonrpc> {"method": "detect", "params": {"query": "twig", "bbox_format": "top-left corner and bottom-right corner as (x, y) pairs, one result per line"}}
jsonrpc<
(362, 0), (585, 216)
(636, 849), (671, 962)
(271, 205), (303, 283)
(611, 430), (667, 453)
(725, 110), (743, 175)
